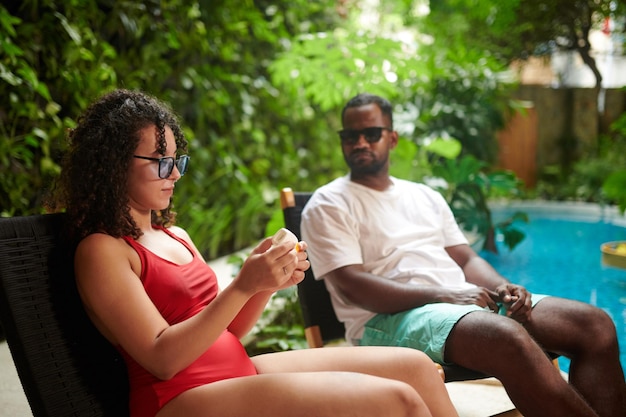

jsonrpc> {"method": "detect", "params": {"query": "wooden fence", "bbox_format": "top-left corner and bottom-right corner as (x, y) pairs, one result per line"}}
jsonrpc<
(497, 85), (626, 188)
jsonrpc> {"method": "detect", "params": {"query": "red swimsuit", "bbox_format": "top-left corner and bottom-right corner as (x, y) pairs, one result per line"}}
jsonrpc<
(121, 228), (257, 417)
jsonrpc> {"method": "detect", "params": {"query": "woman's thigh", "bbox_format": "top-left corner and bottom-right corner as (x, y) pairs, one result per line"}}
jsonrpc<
(157, 370), (429, 417)
(252, 346), (457, 417)
(251, 345), (437, 380)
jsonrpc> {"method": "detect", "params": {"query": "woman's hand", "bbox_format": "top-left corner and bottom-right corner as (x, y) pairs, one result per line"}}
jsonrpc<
(226, 240), (309, 338)
(276, 241), (309, 290)
(233, 238), (309, 296)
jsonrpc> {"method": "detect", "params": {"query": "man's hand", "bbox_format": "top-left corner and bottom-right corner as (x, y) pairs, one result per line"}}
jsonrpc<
(495, 283), (532, 323)
(444, 287), (500, 313)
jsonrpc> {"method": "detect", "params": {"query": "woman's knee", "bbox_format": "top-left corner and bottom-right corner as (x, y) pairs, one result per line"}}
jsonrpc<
(383, 380), (429, 417)
(393, 347), (436, 367)
(381, 347), (440, 381)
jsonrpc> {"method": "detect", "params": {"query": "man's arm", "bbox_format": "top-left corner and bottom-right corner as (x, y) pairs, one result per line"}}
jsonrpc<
(324, 263), (501, 314)
(445, 244), (509, 289)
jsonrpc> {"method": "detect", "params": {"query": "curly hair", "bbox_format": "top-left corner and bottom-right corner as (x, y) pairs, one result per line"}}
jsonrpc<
(49, 89), (188, 243)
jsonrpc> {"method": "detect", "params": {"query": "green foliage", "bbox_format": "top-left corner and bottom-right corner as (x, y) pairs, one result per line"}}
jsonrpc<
(601, 112), (626, 214)
(270, 30), (420, 111)
(496, 211), (529, 249)
(426, 151), (526, 252)
(0, 0), (343, 257)
(403, 1), (517, 163)
(2, 0), (525, 260)
(536, 159), (615, 203)
(0, 5), (69, 215)
(603, 171), (626, 214)
(264, 207), (287, 239)
(245, 287), (308, 355)
(408, 55), (513, 163)
(537, 111), (626, 206)
(510, 0), (623, 87)
(390, 137), (432, 182)
(426, 0), (626, 87)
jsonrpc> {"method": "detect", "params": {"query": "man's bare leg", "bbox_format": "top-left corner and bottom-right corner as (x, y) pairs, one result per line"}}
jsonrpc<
(445, 310), (599, 417)
(524, 297), (626, 417)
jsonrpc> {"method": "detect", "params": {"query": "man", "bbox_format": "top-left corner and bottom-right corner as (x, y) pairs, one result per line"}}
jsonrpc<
(301, 93), (625, 417)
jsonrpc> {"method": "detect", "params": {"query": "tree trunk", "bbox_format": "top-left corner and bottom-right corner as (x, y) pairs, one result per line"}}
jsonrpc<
(576, 41), (603, 88)
(573, 3), (603, 88)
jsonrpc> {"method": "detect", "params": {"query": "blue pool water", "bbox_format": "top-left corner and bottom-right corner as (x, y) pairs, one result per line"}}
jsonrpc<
(480, 203), (626, 373)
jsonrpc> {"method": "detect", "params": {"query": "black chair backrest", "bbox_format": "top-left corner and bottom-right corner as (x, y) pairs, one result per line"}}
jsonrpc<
(0, 213), (129, 417)
(282, 191), (346, 345)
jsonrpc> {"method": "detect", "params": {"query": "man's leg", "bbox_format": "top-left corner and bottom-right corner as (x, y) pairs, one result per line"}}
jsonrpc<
(445, 310), (599, 417)
(523, 297), (626, 417)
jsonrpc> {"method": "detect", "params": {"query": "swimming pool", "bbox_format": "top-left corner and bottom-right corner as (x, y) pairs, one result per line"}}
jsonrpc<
(480, 201), (626, 373)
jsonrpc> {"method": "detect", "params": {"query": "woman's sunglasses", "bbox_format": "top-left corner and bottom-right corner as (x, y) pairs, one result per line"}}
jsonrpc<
(337, 126), (392, 145)
(133, 154), (190, 179)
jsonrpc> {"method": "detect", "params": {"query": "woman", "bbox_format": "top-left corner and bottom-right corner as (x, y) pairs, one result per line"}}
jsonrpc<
(51, 89), (459, 417)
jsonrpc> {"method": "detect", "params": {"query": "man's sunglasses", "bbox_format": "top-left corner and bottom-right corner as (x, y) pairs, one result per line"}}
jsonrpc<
(337, 126), (392, 145)
(133, 154), (190, 179)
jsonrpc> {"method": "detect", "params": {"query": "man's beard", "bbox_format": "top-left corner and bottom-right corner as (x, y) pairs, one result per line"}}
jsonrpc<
(345, 150), (386, 176)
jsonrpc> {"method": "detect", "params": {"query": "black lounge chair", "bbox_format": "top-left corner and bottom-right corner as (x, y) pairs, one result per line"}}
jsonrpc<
(0, 213), (129, 417)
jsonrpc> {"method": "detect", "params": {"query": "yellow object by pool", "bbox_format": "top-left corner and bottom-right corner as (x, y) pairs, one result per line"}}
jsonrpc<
(601, 241), (626, 269)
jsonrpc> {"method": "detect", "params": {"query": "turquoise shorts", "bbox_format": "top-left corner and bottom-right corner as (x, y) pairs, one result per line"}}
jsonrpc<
(360, 294), (549, 364)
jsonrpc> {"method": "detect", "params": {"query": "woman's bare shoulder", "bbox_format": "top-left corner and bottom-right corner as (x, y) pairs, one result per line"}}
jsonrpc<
(74, 232), (138, 278)
(76, 232), (128, 258)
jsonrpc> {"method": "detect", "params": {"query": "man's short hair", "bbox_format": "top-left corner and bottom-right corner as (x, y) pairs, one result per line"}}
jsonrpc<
(342, 93), (393, 127)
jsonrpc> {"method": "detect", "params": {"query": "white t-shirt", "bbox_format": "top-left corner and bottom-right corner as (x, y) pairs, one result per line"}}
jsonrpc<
(301, 175), (475, 343)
